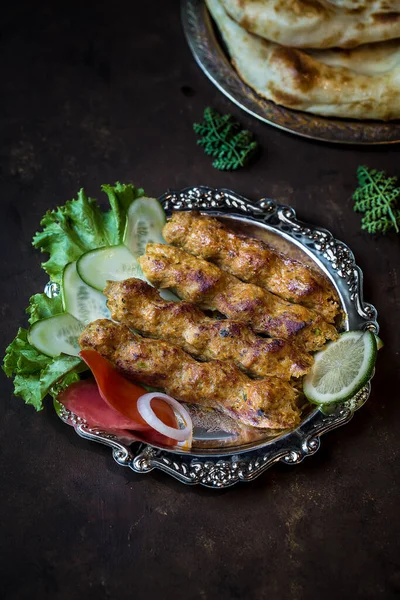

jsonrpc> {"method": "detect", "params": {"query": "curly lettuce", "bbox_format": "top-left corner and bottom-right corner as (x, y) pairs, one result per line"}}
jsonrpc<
(3, 326), (84, 411)
(32, 183), (144, 283)
(3, 182), (145, 409)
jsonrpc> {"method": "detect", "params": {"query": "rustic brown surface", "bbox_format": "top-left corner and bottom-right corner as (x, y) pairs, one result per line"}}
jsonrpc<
(1, 2), (400, 599)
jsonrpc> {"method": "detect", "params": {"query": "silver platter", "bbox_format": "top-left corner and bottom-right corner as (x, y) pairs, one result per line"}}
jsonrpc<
(181, 0), (400, 145)
(57, 186), (378, 488)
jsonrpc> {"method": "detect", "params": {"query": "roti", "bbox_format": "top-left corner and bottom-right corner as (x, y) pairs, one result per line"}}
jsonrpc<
(207, 0), (400, 120)
(221, 0), (400, 49)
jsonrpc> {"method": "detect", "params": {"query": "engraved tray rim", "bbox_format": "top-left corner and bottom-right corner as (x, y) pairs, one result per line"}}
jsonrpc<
(181, 0), (400, 145)
(56, 186), (379, 489)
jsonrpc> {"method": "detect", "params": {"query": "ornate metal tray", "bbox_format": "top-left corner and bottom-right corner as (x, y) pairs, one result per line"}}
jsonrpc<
(181, 0), (400, 145)
(57, 186), (378, 488)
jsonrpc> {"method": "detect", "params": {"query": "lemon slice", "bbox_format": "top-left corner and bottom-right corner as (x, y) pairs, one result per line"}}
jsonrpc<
(303, 330), (377, 405)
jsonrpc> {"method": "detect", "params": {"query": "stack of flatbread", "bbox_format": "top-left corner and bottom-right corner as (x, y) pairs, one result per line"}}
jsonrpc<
(206, 0), (400, 120)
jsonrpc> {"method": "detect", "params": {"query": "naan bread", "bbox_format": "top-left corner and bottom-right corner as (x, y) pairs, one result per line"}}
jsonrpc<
(207, 0), (400, 120)
(221, 0), (400, 49)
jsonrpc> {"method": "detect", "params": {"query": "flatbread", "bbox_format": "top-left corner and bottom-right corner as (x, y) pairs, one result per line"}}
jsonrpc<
(221, 0), (400, 49)
(207, 0), (400, 120)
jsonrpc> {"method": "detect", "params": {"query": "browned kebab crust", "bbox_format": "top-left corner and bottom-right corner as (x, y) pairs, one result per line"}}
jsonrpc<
(105, 278), (313, 380)
(138, 244), (338, 352)
(79, 319), (301, 430)
(163, 211), (340, 323)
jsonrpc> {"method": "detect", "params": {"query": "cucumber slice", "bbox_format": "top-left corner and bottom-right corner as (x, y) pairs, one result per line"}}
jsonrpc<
(62, 262), (110, 325)
(123, 197), (179, 301)
(77, 244), (143, 292)
(77, 199), (179, 301)
(28, 313), (84, 357)
(123, 197), (166, 257)
(77, 243), (179, 301)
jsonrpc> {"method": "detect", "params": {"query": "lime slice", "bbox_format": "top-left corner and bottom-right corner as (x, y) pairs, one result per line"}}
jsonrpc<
(303, 330), (377, 405)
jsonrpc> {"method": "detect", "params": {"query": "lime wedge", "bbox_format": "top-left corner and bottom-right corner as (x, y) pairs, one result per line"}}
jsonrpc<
(303, 330), (377, 405)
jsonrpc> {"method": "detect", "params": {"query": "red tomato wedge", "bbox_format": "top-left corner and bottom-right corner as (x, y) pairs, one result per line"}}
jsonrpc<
(80, 349), (177, 433)
(79, 350), (148, 430)
(58, 349), (180, 447)
(58, 379), (139, 443)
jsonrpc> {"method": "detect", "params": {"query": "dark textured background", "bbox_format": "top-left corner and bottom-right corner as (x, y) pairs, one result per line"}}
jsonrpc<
(1, 2), (400, 599)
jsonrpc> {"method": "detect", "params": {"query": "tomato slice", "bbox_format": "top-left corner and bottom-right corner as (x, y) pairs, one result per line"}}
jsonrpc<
(58, 377), (179, 446)
(76, 349), (178, 446)
(79, 349), (147, 429)
(58, 379), (141, 439)
(80, 349), (177, 428)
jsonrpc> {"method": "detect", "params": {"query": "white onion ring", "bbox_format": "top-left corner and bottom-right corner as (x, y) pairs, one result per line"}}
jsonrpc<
(137, 392), (192, 442)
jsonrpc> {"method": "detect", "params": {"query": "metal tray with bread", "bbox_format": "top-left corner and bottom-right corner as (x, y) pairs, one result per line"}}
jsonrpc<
(182, 0), (400, 144)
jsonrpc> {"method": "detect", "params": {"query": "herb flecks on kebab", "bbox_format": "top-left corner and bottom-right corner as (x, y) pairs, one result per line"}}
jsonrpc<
(163, 211), (340, 322)
(105, 278), (313, 380)
(139, 244), (338, 352)
(78, 319), (301, 430)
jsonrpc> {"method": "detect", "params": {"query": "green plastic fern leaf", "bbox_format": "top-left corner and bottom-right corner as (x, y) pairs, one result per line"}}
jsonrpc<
(353, 165), (400, 235)
(193, 107), (258, 171)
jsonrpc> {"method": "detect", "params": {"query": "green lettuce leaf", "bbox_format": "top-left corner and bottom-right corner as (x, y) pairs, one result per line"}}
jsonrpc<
(26, 293), (63, 324)
(101, 182), (145, 244)
(40, 357), (86, 399)
(32, 189), (108, 283)
(4, 181), (145, 409)
(3, 328), (49, 379)
(3, 327), (86, 410)
(32, 183), (144, 282)
(50, 371), (82, 400)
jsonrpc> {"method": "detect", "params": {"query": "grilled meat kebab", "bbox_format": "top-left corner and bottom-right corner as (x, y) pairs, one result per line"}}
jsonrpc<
(79, 320), (301, 429)
(163, 211), (340, 323)
(138, 244), (338, 352)
(105, 278), (313, 380)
